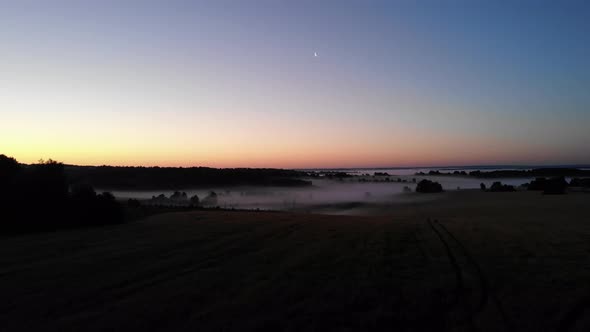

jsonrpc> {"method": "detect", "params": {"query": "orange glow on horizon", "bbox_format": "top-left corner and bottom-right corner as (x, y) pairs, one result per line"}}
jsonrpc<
(3, 131), (573, 169)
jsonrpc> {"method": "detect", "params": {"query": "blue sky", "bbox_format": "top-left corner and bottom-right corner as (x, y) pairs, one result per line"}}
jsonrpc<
(2, 0), (589, 167)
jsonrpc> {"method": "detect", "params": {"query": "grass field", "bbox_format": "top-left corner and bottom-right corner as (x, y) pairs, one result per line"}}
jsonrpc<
(1, 191), (589, 331)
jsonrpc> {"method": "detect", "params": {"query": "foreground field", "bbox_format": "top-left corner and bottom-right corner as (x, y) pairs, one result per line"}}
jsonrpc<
(1, 191), (589, 331)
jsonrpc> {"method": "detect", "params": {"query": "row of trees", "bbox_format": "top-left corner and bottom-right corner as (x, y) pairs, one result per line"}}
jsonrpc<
(1, 155), (123, 233)
(479, 176), (588, 194)
(415, 177), (586, 195)
(470, 168), (590, 178)
(65, 165), (312, 189)
(144, 191), (218, 207)
(416, 168), (590, 179)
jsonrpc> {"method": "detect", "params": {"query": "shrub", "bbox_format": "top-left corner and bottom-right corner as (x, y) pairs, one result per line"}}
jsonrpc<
(489, 181), (516, 192)
(528, 177), (548, 191)
(415, 179), (443, 193)
(127, 198), (141, 208)
(96, 192), (124, 224)
(528, 177), (568, 194)
(543, 177), (568, 195)
(71, 183), (97, 201)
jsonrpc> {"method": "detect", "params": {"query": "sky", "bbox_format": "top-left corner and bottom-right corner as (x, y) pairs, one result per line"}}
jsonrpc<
(2, 0), (589, 168)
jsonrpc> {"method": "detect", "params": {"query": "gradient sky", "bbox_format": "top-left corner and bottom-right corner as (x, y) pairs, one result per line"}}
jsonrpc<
(2, 0), (589, 168)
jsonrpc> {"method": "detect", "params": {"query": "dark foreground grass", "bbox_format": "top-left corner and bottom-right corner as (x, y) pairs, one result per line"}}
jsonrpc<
(1, 191), (589, 331)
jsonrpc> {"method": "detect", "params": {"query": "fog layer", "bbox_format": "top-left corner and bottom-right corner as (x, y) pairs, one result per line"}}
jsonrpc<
(106, 175), (534, 214)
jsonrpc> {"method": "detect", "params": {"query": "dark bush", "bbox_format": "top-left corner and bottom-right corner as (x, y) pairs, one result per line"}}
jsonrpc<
(415, 180), (443, 193)
(128, 198), (141, 208)
(95, 192), (124, 224)
(71, 183), (97, 201)
(480, 183), (487, 191)
(528, 177), (568, 194)
(543, 177), (568, 195)
(489, 181), (516, 192)
(528, 177), (548, 191)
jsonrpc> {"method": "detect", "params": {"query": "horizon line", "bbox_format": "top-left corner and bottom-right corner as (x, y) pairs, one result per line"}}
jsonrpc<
(17, 162), (590, 171)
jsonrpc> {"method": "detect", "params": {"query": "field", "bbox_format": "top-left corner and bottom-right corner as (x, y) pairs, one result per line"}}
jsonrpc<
(1, 191), (589, 331)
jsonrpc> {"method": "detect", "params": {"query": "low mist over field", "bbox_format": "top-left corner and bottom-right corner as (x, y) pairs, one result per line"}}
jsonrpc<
(107, 168), (586, 213)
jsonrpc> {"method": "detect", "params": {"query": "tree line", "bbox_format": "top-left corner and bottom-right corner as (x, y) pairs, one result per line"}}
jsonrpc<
(64, 165), (312, 189)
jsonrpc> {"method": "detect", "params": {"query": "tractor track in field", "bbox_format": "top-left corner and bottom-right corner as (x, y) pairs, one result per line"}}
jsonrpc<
(555, 294), (590, 332)
(426, 218), (513, 332)
(426, 218), (465, 311)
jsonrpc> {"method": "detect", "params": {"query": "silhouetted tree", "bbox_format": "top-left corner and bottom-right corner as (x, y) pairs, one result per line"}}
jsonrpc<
(127, 198), (141, 208)
(21, 159), (69, 228)
(190, 194), (200, 206)
(170, 191), (188, 201)
(96, 192), (124, 224)
(202, 191), (218, 206)
(0, 154), (21, 201)
(526, 177), (568, 194)
(71, 183), (97, 201)
(28, 159), (69, 203)
(415, 180), (443, 193)
(528, 177), (547, 191)
(543, 177), (568, 195)
(489, 182), (516, 192)
(480, 183), (487, 191)
(1, 155), (124, 233)
(0, 154), (21, 180)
